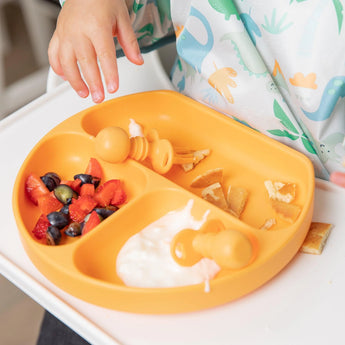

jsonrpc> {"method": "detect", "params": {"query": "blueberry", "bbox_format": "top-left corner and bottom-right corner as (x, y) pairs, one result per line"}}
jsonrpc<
(46, 226), (61, 245)
(41, 172), (61, 191)
(54, 184), (76, 204)
(94, 205), (118, 219)
(74, 174), (93, 185)
(47, 211), (69, 229)
(92, 177), (101, 189)
(64, 222), (82, 237)
(60, 204), (70, 215)
(74, 174), (100, 188)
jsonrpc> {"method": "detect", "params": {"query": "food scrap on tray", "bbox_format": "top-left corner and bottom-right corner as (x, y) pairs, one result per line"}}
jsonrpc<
(300, 222), (333, 255)
(226, 186), (249, 218)
(260, 218), (276, 230)
(201, 183), (228, 211)
(190, 168), (223, 188)
(264, 181), (296, 203)
(189, 169), (333, 255)
(264, 180), (301, 223)
(180, 149), (211, 172)
(25, 158), (126, 245)
(189, 168), (249, 219)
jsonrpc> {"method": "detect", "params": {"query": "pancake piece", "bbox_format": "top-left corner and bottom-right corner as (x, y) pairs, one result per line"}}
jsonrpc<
(191, 168), (223, 188)
(301, 222), (332, 255)
(201, 182), (228, 210)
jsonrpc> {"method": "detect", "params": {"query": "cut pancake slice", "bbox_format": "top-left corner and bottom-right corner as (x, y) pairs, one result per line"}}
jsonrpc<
(264, 180), (296, 203)
(271, 200), (301, 223)
(190, 168), (223, 188)
(181, 149), (211, 172)
(300, 222), (332, 255)
(226, 185), (249, 218)
(201, 182), (228, 210)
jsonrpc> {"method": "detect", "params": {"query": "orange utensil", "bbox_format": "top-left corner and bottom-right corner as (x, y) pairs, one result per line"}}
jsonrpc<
(95, 126), (195, 174)
(171, 218), (256, 270)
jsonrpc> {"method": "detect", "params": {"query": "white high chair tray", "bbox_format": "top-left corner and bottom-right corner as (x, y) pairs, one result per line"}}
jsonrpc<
(1, 53), (344, 345)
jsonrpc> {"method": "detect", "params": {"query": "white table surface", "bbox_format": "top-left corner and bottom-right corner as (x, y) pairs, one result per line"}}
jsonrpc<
(1, 52), (345, 345)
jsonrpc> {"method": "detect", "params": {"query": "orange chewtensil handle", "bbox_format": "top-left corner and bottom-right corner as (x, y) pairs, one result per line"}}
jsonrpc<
(171, 219), (255, 270)
(95, 126), (195, 174)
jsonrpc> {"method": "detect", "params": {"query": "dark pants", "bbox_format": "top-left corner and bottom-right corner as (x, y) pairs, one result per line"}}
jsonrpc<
(37, 311), (91, 345)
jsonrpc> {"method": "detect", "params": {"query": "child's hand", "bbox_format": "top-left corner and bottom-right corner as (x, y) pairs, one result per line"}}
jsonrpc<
(48, 0), (143, 103)
(330, 171), (345, 188)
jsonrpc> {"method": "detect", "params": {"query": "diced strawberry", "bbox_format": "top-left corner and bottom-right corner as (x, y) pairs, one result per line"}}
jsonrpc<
(25, 173), (49, 205)
(71, 179), (82, 193)
(82, 210), (101, 235)
(111, 187), (127, 206)
(85, 158), (103, 180)
(94, 179), (121, 207)
(61, 179), (82, 193)
(75, 195), (97, 212)
(69, 203), (88, 223)
(69, 195), (98, 222)
(32, 214), (50, 240)
(79, 183), (95, 197)
(37, 192), (63, 215)
(60, 180), (70, 187)
(94, 189), (113, 207)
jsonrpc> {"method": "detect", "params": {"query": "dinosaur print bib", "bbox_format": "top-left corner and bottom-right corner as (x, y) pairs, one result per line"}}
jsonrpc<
(77, 0), (345, 179)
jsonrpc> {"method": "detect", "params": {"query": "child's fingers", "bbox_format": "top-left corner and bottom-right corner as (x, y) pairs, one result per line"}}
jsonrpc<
(74, 38), (105, 103)
(58, 42), (89, 98)
(330, 171), (345, 188)
(48, 33), (65, 78)
(91, 28), (119, 94)
(48, 0), (141, 102)
(117, 15), (144, 65)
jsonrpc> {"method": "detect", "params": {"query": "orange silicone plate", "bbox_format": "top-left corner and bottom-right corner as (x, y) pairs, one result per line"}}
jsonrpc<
(12, 91), (314, 314)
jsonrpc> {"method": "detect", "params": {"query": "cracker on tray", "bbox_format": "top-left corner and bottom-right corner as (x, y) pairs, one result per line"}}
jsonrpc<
(271, 200), (301, 223)
(181, 149), (211, 172)
(264, 180), (296, 203)
(226, 185), (249, 218)
(300, 222), (332, 255)
(201, 182), (228, 210)
(190, 167), (223, 188)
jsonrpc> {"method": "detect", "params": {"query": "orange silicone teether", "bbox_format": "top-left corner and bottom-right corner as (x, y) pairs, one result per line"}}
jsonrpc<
(171, 219), (255, 270)
(95, 126), (195, 174)
(95, 127), (130, 163)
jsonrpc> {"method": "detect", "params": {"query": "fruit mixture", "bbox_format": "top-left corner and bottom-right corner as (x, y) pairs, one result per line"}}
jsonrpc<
(25, 158), (127, 245)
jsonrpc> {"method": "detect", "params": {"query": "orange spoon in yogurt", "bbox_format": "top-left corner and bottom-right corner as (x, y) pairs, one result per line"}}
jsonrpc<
(171, 219), (257, 270)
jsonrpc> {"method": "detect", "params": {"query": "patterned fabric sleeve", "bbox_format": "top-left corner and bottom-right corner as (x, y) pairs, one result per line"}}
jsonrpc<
(56, 0), (175, 58)
(117, 0), (175, 55)
(169, 0), (345, 178)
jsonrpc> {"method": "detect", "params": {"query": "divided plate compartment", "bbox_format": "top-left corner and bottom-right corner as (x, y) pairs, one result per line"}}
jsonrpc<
(12, 91), (314, 314)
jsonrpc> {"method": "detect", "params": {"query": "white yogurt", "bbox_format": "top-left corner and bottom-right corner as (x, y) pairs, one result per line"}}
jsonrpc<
(128, 118), (144, 137)
(116, 200), (220, 289)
